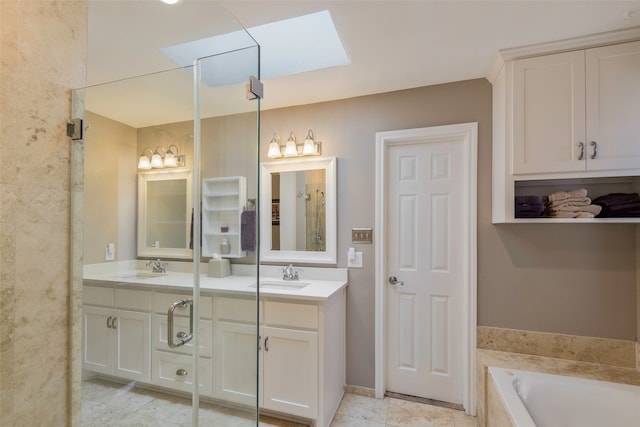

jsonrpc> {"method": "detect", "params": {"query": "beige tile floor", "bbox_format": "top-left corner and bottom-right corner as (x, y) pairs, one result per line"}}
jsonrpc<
(82, 379), (478, 427)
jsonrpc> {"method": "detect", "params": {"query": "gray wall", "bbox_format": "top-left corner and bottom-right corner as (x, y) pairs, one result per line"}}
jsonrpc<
(84, 111), (137, 264)
(84, 78), (638, 389)
(260, 79), (637, 388)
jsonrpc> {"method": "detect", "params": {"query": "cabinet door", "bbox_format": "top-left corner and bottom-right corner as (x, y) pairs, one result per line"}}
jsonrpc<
(513, 50), (586, 174)
(262, 326), (318, 419)
(213, 321), (257, 406)
(586, 41), (640, 171)
(83, 306), (113, 374)
(113, 309), (151, 382)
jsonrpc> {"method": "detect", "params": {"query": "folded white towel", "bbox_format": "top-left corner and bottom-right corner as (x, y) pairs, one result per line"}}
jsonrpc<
(547, 197), (592, 209)
(545, 188), (588, 203)
(548, 204), (602, 215)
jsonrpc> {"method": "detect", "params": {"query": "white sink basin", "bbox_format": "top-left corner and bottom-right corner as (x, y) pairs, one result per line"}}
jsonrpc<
(250, 281), (310, 291)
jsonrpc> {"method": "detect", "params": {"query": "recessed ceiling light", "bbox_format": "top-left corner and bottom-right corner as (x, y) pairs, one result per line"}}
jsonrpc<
(161, 0), (180, 5)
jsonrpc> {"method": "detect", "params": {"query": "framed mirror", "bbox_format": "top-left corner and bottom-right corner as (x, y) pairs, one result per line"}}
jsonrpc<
(260, 156), (337, 264)
(137, 170), (192, 259)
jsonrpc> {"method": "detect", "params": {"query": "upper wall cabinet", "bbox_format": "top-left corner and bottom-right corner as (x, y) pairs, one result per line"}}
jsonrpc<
(491, 28), (640, 223)
(512, 40), (640, 175)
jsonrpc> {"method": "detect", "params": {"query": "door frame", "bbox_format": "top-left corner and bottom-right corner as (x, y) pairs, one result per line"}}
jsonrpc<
(374, 123), (477, 415)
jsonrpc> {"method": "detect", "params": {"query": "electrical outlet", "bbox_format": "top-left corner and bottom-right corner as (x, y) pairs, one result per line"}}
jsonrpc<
(348, 251), (363, 268)
(352, 227), (373, 244)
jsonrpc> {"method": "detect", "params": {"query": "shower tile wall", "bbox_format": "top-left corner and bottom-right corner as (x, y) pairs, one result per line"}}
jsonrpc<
(0, 1), (87, 425)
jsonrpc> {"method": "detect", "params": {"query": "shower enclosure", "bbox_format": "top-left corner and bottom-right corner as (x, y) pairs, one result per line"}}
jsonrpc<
(70, 4), (261, 426)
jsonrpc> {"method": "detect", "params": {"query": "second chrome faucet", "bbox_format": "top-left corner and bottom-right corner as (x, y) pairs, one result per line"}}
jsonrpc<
(282, 264), (299, 281)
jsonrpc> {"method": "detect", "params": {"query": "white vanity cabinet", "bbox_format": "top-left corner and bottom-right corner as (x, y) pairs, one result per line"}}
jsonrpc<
(151, 292), (214, 396)
(83, 285), (151, 382)
(213, 289), (346, 427)
(512, 40), (640, 175)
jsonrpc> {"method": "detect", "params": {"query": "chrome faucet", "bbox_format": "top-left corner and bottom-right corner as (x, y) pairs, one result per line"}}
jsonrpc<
(146, 259), (168, 274)
(282, 264), (299, 281)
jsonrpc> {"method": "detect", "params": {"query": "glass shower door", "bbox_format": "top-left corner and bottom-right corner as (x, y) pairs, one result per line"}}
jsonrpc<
(73, 30), (260, 427)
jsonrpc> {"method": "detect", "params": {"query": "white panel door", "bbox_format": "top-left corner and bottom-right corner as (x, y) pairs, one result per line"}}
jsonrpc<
(513, 50), (586, 174)
(385, 139), (465, 404)
(585, 40), (640, 171)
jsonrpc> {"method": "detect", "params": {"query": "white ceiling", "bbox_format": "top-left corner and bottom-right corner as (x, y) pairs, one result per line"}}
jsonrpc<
(87, 0), (640, 128)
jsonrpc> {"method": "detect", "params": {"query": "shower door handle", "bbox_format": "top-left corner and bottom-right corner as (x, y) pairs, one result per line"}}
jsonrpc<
(167, 298), (193, 348)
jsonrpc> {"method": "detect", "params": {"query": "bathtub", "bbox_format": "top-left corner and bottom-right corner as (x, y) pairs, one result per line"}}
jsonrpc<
(488, 366), (640, 427)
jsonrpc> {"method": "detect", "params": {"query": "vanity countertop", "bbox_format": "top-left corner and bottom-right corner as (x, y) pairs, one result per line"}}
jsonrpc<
(83, 261), (347, 302)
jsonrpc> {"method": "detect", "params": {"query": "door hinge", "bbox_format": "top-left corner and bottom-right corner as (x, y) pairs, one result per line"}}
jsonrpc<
(67, 118), (83, 140)
(246, 76), (263, 100)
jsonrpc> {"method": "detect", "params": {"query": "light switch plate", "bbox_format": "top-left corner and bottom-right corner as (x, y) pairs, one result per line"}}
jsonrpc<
(352, 227), (373, 244)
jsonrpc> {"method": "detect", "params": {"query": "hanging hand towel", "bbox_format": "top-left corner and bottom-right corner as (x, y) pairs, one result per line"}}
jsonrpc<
(241, 210), (256, 251)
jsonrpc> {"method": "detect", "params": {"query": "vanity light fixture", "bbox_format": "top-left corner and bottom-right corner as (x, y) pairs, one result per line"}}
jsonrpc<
(267, 129), (322, 159)
(163, 144), (181, 167)
(150, 147), (165, 169)
(302, 129), (317, 155)
(284, 131), (298, 157)
(137, 145), (186, 170)
(267, 133), (282, 158)
(137, 148), (153, 170)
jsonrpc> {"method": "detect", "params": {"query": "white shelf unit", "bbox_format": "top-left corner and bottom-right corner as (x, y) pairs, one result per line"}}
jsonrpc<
(202, 176), (247, 258)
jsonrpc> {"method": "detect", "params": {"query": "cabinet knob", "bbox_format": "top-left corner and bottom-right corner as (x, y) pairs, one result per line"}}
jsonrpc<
(176, 331), (189, 339)
(176, 369), (188, 377)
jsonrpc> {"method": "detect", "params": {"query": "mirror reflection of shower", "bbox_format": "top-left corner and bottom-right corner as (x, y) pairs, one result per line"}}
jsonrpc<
(303, 184), (326, 252)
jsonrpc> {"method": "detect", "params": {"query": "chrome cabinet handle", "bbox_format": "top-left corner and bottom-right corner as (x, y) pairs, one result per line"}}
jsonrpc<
(265, 336), (270, 352)
(106, 316), (112, 329)
(167, 299), (193, 348)
(111, 316), (117, 330)
(176, 369), (188, 377)
(388, 276), (405, 286)
(590, 141), (598, 159)
(578, 142), (585, 160)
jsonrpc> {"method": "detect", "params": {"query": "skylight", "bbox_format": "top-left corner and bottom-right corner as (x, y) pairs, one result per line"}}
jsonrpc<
(160, 10), (350, 87)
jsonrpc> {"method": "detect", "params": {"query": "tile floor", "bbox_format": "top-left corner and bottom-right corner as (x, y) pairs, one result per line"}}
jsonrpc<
(82, 379), (478, 427)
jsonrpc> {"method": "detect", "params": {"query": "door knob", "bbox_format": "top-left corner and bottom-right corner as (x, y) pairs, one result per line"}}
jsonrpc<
(388, 276), (405, 286)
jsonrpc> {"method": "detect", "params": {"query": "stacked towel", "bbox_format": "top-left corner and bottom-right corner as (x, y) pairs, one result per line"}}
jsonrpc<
(592, 193), (640, 218)
(515, 195), (544, 218)
(542, 188), (602, 218)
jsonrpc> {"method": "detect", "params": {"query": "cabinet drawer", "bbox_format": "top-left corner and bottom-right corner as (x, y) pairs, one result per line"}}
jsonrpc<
(214, 296), (258, 323)
(154, 292), (213, 318)
(115, 289), (151, 311)
(153, 315), (212, 357)
(152, 351), (212, 396)
(83, 286), (114, 306)
(264, 301), (318, 329)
